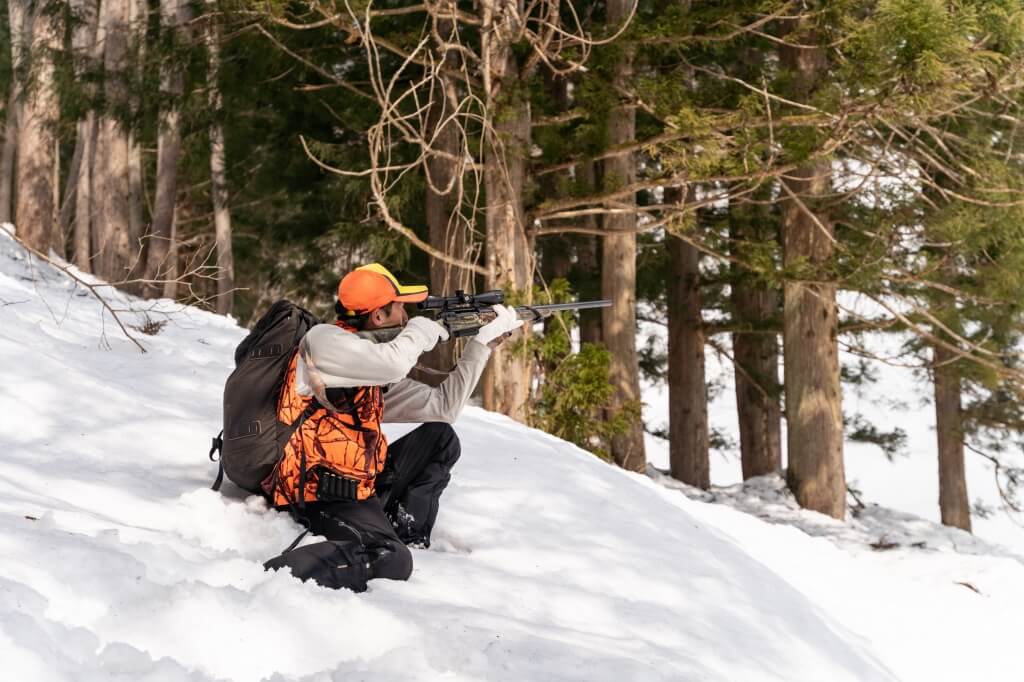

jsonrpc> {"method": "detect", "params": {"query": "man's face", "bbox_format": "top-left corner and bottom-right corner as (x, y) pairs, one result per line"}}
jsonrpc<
(365, 301), (408, 330)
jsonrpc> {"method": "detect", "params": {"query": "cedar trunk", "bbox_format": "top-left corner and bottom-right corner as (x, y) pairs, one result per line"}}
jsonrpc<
(482, 49), (533, 420)
(0, 82), (17, 225)
(780, 27), (845, 519)
(601, 0), (645, 472)
(58, 129), (86, 248)
(781, 160), (845, 519)
(70, 0), (101, 272)
(74, 115), (97, 271)
(126, 0), (147, 279)
(163, 205), (179, 299)
(15, 0), (61, 252)
(145, 0), (189, 297)
(933, 344), (972, 531)
(667, 232), (710, 488)
(576, 162), (602, 346)
(423, 18), (471, 370)
(0, 0), (26, 226)
(730, 206), (782, 479)
(95, 0), (134, 281)
(206, 12), (234, 315)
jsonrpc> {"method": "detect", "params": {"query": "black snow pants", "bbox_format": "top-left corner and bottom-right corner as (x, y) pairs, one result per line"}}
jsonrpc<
(266, 423), (461, 591)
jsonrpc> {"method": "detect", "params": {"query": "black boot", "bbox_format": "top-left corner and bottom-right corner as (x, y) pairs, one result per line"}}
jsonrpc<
(388, 502), (429, 548)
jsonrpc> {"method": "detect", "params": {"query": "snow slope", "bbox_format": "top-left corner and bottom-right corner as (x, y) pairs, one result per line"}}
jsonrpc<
(2, 226), (1022, 681)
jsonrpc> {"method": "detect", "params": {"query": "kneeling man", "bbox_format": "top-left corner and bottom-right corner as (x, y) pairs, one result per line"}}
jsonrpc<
(268, 263), (522, 589)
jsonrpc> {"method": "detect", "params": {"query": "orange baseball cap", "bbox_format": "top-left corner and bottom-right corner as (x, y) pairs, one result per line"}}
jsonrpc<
(337, 263), (428, 315)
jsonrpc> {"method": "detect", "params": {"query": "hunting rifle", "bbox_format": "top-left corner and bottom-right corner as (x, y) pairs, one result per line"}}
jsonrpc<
(357, 290), (612, 343)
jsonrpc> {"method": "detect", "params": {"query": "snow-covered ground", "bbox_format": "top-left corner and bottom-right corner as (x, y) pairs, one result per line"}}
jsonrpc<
(3, 225), (1024, 681)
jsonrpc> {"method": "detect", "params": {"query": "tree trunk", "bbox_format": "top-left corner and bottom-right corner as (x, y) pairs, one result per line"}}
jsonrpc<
(481, 26), (533, 420)
(667, 227), (710, 488)
(0, 0), (26, 226)
(59, 129), (86, 250)
(730, 203), (782, 479)
(95, 0), (134, 281)
(206, 11), (234, 315)
(68, 0), (101, 272)
(74, 114), (97, 270)
(780, 26), (845, 519)
(126, 0), (147, 279)
(0, 83), (16, 225)
(933, 344), (971, 531)
(601, 0), (645, 472)
(163, 204), (179, 299)
(577, 234), (602, 346)
(15, 0), (61, 252)
(50, 138), (63, 256)
(423, 14), (471, 370)
(145, 0), (189, 297)
(576, 163), (602, 346)
(128, 129), (145, 262)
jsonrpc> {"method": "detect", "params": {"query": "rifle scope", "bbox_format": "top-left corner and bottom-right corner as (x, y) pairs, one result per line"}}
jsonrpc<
(418, 289), (505, 311)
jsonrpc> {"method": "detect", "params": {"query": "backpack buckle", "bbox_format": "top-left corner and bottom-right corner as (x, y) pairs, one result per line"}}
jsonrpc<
(209, 431), (224, 462)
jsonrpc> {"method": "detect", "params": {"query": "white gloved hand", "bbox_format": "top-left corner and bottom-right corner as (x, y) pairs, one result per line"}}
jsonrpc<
(404, 316), (450, 351)
(475, 304), (525, 345)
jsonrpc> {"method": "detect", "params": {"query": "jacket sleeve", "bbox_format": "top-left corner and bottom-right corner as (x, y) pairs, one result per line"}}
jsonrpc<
(297, 322), (441, 390)
(382, 340), (492, 423)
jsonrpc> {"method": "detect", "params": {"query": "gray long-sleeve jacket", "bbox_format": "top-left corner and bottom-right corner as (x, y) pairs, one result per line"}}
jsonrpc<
(295, 321), (491, 424)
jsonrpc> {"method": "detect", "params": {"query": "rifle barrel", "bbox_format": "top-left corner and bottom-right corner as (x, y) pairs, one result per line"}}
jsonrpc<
(514, 299), (612, 321)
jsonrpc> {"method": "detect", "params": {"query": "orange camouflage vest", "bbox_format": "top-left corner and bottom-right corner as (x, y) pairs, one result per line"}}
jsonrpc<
(271, 324), (387, 506)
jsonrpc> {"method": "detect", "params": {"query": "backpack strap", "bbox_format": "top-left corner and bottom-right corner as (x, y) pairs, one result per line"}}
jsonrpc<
(274, 400), (322, 554)
(292, 401), (320, 511)
(209, 431), (224, 491)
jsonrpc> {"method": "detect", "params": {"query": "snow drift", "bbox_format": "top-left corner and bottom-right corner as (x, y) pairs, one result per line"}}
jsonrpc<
(1, 226), (1022, 682)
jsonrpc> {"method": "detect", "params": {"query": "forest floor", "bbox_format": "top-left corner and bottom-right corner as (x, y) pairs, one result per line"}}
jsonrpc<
(1, 224), (1021, 682)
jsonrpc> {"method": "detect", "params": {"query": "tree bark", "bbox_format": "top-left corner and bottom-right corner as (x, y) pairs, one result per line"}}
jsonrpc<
(51, 137), (63, 256)
(126, 0), (147, 279)
(73, 114), (97, 270)
(163, 204), (179, 298)
(95, 0), (134, 281)
(0, 83), (17, 225)
(933, 344), (972, 531)
(730, 204), (782, 479)
(59, 129), (86, 250)
(423, 14), (471, 370)
(206, 10), (234, 315)
(127, 129), (145, 262)
(145, 0), (190, 297)
(15, 0), (61, 252)
(67, 0), (101, 272)
(576, 235), (602, 345)
(576, 163), (602, 346)
(0, 0), (26, 226)
(601, 0), (645, 472)
(667, 227), (710, 488)
(780, 26), (845, 519)
(481, 8), (533, 420)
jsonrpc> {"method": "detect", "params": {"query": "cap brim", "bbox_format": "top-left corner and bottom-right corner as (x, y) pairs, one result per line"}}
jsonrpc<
(393, 286), (428, 303)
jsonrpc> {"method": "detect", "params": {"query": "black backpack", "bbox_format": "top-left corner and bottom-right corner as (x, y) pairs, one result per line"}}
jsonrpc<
(209, 300), (320, 495)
